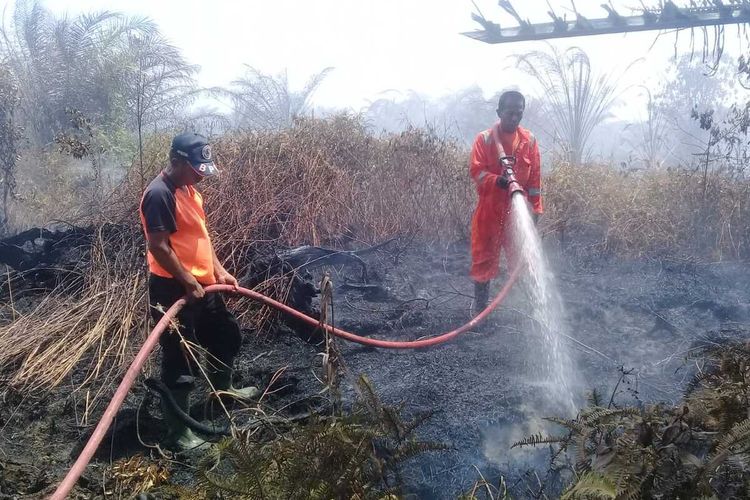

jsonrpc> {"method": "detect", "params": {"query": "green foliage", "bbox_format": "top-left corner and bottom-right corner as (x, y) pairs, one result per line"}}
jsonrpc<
(510, 432), (566, 449)
(0, 0), (196, 152)
(191, 375), (445, 499)
(0, 64), (21, 234)
(561, 472), (617, 500)
(517, 335), (750, 499)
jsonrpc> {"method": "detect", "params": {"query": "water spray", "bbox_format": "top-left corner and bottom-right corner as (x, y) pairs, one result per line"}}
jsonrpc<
(508, 171), (579, 416)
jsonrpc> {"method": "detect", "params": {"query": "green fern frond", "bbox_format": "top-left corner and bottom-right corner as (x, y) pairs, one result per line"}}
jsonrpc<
(579, 406), (640, 425)
(561, 471), (617, 499)
(613, 435), (638, 451)
(511, 432), (567, 449)
(545, 416), (587, 434)
(308, 482), (331, 499)
(380, 406), (404, 439)
(617, 477), (644, 500)
(190, 374), (440, 499)
(201, 468), (259, 496)
(401, 411), (433, 437)
(392, 441), (448, 463)
(705, 418), (750, 472)
(356, 374), (382, 415)
(715, 418), (750, 454)
(575, 433), (592, 471)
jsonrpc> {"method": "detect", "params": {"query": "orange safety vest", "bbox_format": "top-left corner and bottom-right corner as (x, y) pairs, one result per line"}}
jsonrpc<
(139, 173), (216, 285)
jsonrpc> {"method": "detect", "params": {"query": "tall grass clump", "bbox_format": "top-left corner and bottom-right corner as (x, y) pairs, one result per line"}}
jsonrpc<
(544, 163), (750, 260)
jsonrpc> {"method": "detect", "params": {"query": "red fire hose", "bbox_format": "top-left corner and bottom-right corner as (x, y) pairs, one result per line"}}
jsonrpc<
(50, 262), (523, 499)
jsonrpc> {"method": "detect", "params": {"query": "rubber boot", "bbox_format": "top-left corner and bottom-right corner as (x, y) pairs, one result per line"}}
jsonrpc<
(209, 366), (260, 401)
(472, 281), (490, 317)
(162, 382), (210, 453)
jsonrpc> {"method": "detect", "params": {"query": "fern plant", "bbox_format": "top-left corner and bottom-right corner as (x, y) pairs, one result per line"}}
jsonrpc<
(513, 333), (750, 499)
(190, 374), (445, 499)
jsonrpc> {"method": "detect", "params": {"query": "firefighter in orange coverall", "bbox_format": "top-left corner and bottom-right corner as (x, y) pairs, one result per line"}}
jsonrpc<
(470, 90), (543, 315)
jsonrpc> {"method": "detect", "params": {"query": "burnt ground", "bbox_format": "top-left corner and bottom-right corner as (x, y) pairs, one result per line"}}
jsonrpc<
(318, 242), (750, 498)
(1, 237), (750, 499)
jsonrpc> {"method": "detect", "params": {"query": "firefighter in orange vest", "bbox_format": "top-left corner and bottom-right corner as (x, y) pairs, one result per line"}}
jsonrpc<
(469, 91), (543, 315)
(139, 133), (258, 452)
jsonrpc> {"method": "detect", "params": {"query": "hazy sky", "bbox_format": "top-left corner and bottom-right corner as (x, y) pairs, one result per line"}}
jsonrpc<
(39, 0), (743, 119)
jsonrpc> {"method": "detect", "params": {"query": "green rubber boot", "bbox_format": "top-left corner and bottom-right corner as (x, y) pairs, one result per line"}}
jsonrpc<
(162, 385), (210, 453)
(209, 367), (260, 401)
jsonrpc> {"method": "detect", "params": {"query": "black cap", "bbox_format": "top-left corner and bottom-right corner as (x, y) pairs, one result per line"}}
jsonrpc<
(170, 132), (218, 177)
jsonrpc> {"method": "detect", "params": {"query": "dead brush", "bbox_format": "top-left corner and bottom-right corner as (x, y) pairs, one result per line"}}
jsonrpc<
(205, 122), (362, 250)
(544, 163), (750, 260)
(105, 453), (170, 497)
(201, 116), (471, 253)
(8, 114), (750, 419)
(229, 272), (294, 331)
(0, 225), (149, 419)
(0, 230), (296, 414)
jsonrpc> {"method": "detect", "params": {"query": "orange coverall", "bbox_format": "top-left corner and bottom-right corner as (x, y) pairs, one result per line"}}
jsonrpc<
(469, 123), (543, 283)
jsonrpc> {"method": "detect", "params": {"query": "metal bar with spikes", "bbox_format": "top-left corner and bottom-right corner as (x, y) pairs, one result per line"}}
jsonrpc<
(463, 1), (750, 44)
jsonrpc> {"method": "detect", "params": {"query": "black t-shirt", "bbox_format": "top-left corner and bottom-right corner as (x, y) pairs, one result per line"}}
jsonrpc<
(141, 173), (177, 234)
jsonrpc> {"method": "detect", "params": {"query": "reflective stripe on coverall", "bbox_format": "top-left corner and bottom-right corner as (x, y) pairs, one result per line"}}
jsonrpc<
(469, 123), (543, 283)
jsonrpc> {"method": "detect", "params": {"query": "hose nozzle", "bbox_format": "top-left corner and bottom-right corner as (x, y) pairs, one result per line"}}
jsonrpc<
(500, 156), (524, 196)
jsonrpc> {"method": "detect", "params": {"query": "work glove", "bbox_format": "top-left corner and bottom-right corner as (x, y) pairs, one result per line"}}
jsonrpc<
(496, 173), (511, 190)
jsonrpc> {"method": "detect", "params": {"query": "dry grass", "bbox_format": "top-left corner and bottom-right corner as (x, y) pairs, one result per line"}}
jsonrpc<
(544, 163), (750, 260)
(202, 115), (470, 261)
(106, 454), (170, 496)
(0, 226), (148, 418)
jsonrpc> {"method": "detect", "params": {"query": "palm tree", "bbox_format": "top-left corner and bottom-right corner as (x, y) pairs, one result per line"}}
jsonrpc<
(0, 0), (195, 150)
(221, 66), (333, 130)
(516, 45), (624, 165)
(118, 31), (198, 189)
(0, 64), (20, 234)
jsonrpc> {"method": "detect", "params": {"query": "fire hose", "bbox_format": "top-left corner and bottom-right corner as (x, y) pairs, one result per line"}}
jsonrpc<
(50, 261), (523, 499)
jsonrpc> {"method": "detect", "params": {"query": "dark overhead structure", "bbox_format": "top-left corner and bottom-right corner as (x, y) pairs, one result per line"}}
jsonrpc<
(464, 1), (750, 44)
